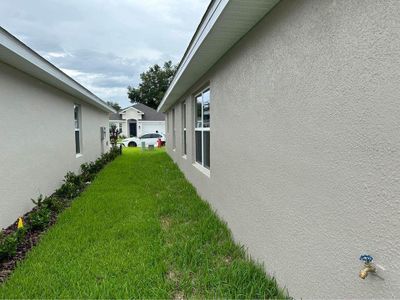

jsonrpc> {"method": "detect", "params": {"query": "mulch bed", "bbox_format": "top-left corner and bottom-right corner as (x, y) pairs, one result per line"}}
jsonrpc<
(0, 205), (61, 283)
(0, 147), (121, 284)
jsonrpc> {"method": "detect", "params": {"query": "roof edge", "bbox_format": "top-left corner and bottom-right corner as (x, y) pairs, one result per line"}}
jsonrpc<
(0, 27), (115, 114)
(158, 0), (280, 112)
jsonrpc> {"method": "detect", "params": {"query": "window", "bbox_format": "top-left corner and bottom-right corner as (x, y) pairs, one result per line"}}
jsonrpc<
(140, 134), (152, 139)
(194, 88), (210, 169)
(74, 104), (82, 155)
(118, 123), (122, 132)
(166, 115), (169, 133)
(172, 108), (176, 150)
(182, 102), (187, 156)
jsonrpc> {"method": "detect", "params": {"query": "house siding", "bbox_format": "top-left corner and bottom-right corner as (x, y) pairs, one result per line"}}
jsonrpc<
(165, 0), (400, 298)
(0, 62), (109, 229)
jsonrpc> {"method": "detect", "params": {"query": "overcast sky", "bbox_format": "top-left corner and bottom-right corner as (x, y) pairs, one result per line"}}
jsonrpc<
(0, 0), (209, 107)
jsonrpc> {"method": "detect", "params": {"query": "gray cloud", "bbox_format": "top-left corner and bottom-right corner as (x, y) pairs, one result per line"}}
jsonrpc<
(0, 0), (209, 107)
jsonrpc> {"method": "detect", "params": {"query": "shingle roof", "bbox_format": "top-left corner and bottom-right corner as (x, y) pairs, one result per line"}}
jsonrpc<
(109, 103), (165, 121)
(132, 103), (165, 121)
(109, 113), (122, 120)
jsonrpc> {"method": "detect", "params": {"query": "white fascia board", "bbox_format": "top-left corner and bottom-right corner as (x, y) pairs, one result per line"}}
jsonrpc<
(157, 0), (280, 112)
(0, 27), (115, 114)
(158, 0), (228, 112)
(120, 107), (144, 114)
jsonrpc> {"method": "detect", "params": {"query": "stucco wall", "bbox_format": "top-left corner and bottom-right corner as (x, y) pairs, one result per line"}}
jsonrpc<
(0, 62), (109, 229)
(165, 0), (400, 298)
(123, 108), (143, 120)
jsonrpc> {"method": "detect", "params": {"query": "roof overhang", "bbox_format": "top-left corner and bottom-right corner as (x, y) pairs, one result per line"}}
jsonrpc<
(0, 27), (115, 114)
(157, 0), (280, 112)
(120, 106), (144, 114)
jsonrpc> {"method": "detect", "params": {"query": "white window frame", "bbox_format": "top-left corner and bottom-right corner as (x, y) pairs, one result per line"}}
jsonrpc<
(74, 104), (82, 157)
(193, 87), (210, 175)
(182, 102), (187, 158)
(166, 114), (170, 133)
(172, 108), (176, 150)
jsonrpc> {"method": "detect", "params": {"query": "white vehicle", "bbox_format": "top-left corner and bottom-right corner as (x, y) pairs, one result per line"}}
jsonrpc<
(120, 133), (165, 148)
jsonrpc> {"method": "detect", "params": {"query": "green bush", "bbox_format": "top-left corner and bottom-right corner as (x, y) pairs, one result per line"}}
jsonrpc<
(64, 172), (83, 187)
(80, 162), (97, 182)
(55, 172), (83, 199)
(0, 230), (24, 261)
(43, 196), (66, 213)
(27, 208), (51, 231)
(32, 194), (66, 214)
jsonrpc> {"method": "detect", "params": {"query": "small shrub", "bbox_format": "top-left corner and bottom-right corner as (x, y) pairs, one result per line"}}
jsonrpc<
(64, 172), (83, 187)
(43, 195), (66, 213)
(55, 172), (83, 199)
(27, 207), (51, 230)
(31, 194), (66, 214)
(31, 194), (45, 208)
(0, 232), (19, 261)
(80, 162), (97, 182)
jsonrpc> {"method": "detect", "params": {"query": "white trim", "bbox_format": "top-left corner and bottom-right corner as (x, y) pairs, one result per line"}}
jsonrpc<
(157, 0), (280, 112)
(182, 101), (187, 156)
(172, 108), (176, 150)
(182, 155), (187, 160)
(120, 106), (145, 114)
(137, 120), (165, 123)
(158, 0), (228, 112)
(0, 28), (115, 114)
(193, 162), (210, 178)
(194, 87), (210, 170)
(75, 154), (83, 158)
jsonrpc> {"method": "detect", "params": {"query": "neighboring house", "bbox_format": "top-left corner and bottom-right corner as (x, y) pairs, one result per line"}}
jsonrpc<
(158, 0), (400, 298)
(0, 28), (115, 229)
(109, 103), (165, 138)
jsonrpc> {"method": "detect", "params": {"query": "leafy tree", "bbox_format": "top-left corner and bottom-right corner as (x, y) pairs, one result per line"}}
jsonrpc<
(107, 101), (121, 111)
(128, 61), (177, 110)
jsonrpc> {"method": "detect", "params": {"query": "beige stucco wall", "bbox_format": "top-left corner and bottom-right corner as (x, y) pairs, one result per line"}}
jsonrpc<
(165, 0), (400, 298)
(0, 62), (109, 229)
(123, 108), (143, 120)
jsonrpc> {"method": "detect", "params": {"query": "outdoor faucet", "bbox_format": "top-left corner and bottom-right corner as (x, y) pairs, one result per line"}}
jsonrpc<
(359, 255), (376, 279)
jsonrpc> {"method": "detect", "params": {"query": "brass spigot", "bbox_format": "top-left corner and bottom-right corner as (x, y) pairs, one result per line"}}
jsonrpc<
(359, 255), (376, 279)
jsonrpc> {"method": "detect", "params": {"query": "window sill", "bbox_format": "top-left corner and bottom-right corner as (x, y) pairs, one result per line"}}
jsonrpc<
(75, 153), (83, 158)
(172, 149), (176, 152)
(192, 162), (210, 178)
(182, 155), (187, 160)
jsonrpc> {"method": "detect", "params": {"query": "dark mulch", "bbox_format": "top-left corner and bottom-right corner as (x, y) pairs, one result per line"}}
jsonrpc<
(0, 208), (59, 283)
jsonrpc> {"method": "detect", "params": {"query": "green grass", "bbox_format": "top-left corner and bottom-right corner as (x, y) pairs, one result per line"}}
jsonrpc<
(0, 148), (286, 299)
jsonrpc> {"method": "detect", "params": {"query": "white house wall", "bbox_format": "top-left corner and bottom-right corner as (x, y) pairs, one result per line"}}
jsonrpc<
(123, 108), (143, 120)
(165, 0), (400, 298)
(0, 62), (109, 229)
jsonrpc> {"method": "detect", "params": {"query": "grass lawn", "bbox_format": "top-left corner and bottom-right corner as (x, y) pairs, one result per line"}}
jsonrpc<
(0, 148), (286, 299)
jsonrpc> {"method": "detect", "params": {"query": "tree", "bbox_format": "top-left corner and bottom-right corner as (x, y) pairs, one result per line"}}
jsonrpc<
(107, 101), (121, 111)
(127, 61), (177, 110)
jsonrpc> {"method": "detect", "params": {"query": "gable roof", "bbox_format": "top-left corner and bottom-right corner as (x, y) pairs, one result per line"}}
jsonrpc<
(110, 103), (165, 121)
(157, 0), (280, 112)
(0, 27), (115, 113)
(132, 103), (165, 121)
